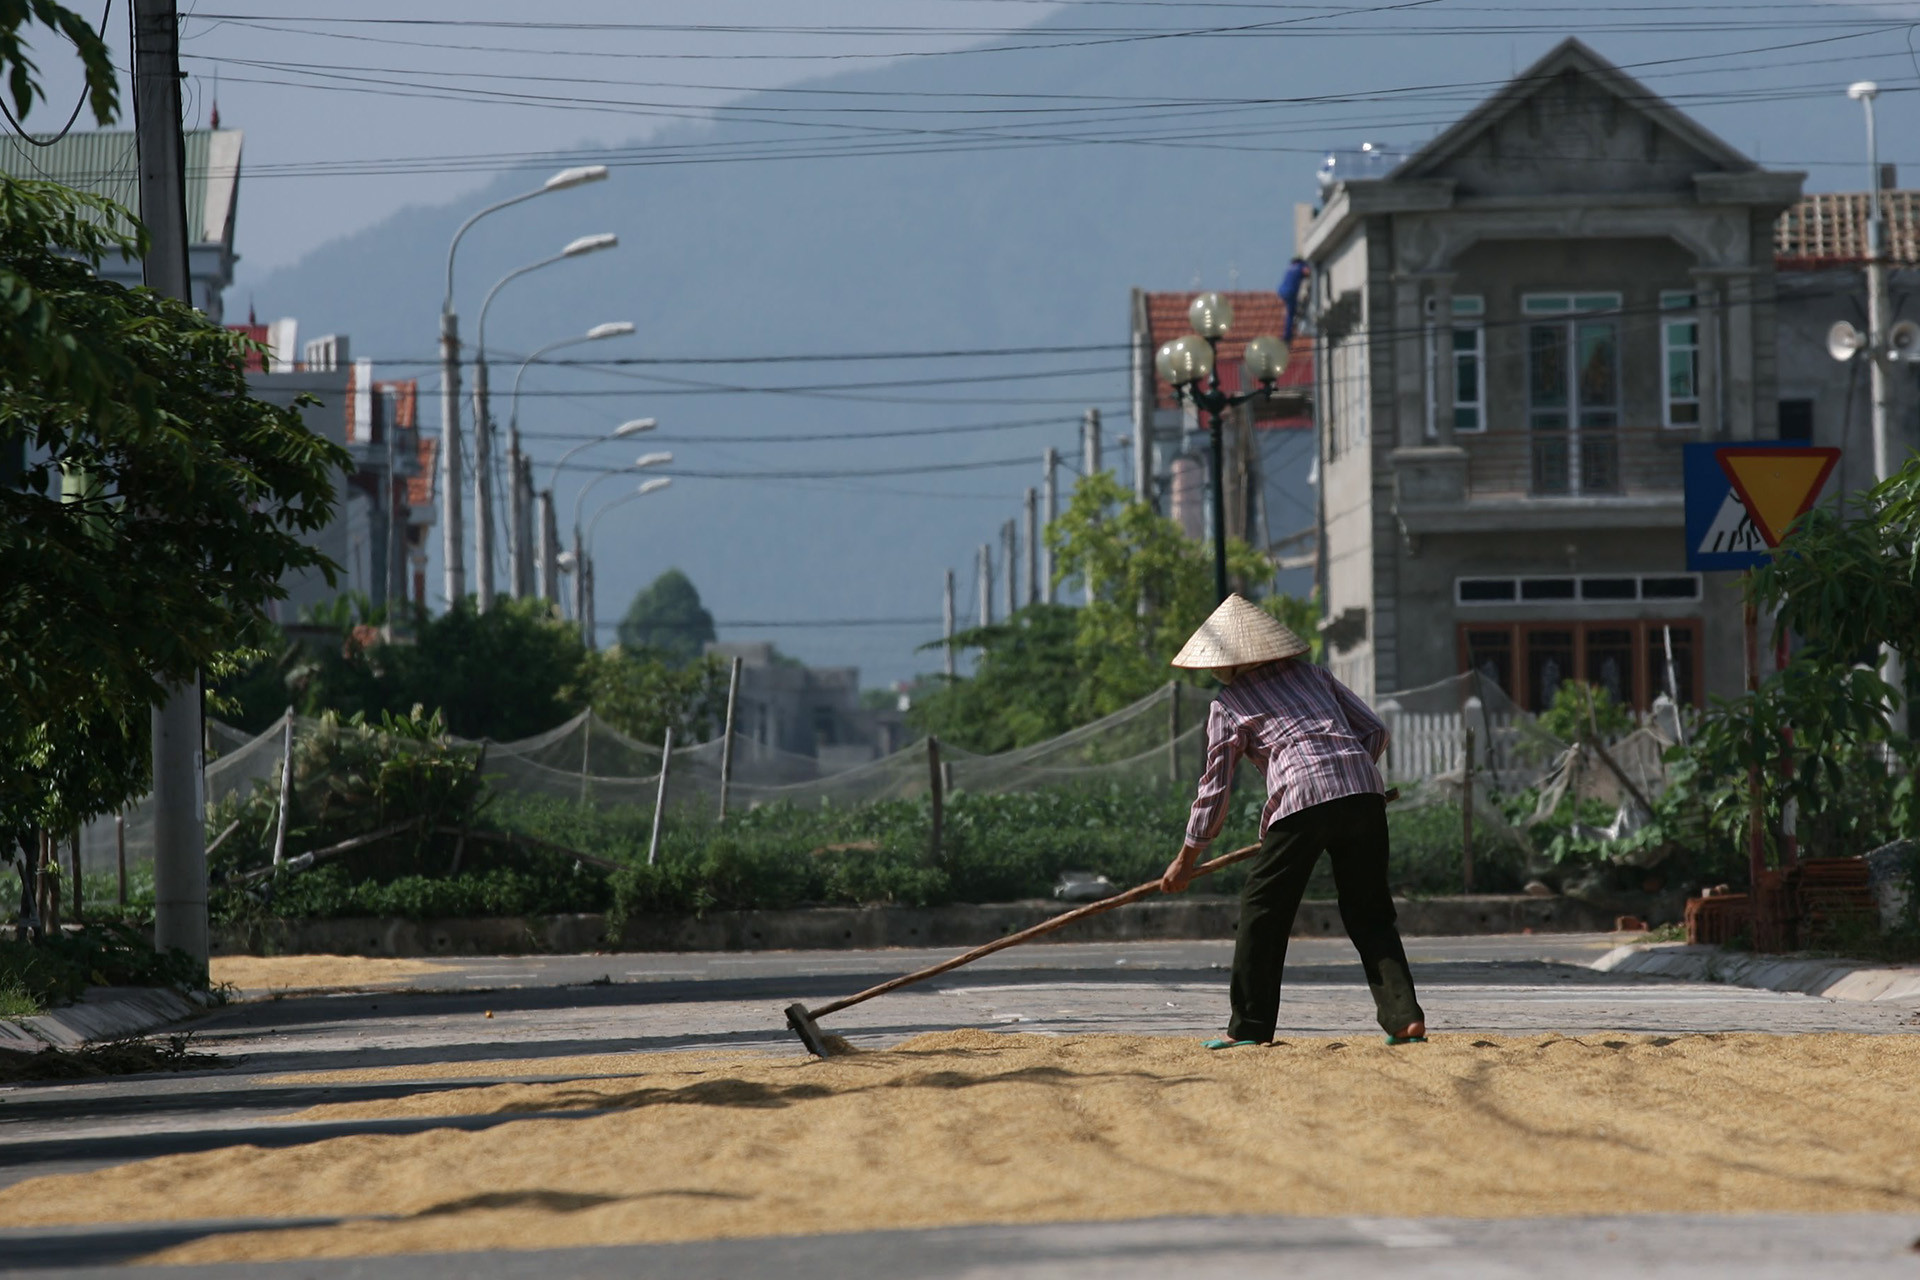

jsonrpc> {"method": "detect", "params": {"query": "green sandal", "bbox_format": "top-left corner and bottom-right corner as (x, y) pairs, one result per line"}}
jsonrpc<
(1202, 1038), (1262, 1050)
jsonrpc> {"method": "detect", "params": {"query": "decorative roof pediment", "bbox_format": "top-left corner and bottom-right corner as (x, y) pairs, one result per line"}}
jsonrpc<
(1392, 39), (1754, 199)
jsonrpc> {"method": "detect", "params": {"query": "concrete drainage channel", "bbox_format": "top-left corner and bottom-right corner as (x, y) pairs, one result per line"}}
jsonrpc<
(209, 893), (1621, 959)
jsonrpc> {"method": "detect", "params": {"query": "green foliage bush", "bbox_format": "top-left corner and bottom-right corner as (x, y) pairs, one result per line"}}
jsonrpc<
(0, 922), (201, 1013)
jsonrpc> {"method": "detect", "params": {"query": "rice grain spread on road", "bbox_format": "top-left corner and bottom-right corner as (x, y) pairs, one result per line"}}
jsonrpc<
(4, 1030), (1918, 1264)
(208, 954), (454, 995)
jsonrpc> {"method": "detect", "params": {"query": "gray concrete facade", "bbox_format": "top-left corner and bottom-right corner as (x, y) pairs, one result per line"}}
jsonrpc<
(1301, 39), (1803, 708)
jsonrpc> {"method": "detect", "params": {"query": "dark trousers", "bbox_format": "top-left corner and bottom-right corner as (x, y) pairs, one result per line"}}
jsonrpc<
(1228, 792), (1423, 1041)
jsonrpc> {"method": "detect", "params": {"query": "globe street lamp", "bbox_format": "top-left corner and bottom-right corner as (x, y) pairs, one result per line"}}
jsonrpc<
(1154, 292), (1287, 602)
(506, 321), (636, 599)
(472, 233), (620, 611)
(539, 418), (658, 604)
(581, 476), (674, 650)
(438, 163), (606, 607)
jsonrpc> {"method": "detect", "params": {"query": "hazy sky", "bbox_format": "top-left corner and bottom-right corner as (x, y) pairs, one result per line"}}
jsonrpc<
(26, 2), (1070, 282)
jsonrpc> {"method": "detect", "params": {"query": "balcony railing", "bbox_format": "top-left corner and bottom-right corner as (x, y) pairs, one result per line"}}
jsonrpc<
(1461, 427), (1683, 499)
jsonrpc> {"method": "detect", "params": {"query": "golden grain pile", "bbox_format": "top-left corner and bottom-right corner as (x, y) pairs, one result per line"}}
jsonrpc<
(6, 1030), (1920, 1265)
(208, 955), (453, 995)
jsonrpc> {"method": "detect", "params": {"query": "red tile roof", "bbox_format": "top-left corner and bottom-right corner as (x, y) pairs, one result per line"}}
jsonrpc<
(1142, 291), (1310, 415)
(407, 434), (437, 510)
(1775, 191), (1920, 268)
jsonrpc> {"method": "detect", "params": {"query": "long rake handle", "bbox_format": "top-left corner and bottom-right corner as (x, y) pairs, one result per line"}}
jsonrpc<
(804, 839), (1264, 1021)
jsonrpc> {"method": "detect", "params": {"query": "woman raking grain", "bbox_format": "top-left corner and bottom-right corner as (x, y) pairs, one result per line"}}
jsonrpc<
(1159, 594), (1427, 1048)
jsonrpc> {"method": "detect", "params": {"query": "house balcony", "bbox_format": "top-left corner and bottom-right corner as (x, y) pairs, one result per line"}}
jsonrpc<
(1391, 428), (1687, 535)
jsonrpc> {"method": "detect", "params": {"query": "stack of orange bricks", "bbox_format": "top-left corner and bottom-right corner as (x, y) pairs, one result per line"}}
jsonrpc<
(1683, 856), (1879, 950)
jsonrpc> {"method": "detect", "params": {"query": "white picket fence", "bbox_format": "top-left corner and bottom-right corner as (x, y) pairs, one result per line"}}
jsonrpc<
(1376, 698), (1512, 785)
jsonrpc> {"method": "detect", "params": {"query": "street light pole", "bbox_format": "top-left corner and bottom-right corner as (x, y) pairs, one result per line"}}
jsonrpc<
(1155, 294), (1288, 604)
(569, 453), (674, 643)
(507, 322), (636, 598)
(472, 234), (619, 611)
(1850, 81), (1906, 736)
(440, 164), (606, 610)
(581, 478), (673, 651)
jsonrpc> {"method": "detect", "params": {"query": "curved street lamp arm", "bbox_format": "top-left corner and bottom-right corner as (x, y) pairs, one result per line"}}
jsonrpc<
(570, 466), (630, 533)
(586, 480), (671, 551)
(475, 251), (568, 358)
(511, 333), (596, 434)
(443, 184), (548, 315)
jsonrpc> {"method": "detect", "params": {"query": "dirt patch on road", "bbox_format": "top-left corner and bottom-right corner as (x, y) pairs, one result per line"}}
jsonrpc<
(210, 955), (451, 995)
(2, 1030), (1919, 1263)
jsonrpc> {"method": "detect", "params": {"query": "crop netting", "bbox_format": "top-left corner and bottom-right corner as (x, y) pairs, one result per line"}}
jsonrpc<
(81, 672), (1685, 873)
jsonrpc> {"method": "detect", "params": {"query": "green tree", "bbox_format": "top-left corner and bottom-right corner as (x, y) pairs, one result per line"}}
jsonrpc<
(1048, 472), (1272, 720)
(255, 598), (589, 742)
(567, 648), (732, 745)
(909, 605), (1080, 751)
(616, 569), (716, 665)
(2, 177), (347, 847)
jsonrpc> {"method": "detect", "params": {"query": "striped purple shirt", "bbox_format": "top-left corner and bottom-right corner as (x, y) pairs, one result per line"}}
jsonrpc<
(1184, 659), (1389, 851)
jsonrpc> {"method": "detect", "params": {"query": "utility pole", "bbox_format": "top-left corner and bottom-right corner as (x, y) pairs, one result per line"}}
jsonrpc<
(133, 0), (207, 972)
(515, 455), (535, 599)
(1134, 392), (1155, 510)
(1082, 408), (1101, 606)
(1852, 81), (1907, 736)
(979, 543), (994, 627)
(573, 527), (588, 637)
(471, 360), (496, 610)
(1041, 448), (1058, 604)
(1023, 488), (1039, 607)
(506, 440), (527, 600)
(439, 326), (464, 607)
(538, 490), (559, 605)
(1002, 518), (1018, 619)
(943, 568), (956, 678)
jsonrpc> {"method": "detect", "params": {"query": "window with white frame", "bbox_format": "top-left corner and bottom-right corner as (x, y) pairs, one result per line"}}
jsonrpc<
(1452, 295), (1485, 432)
(1660, 290), (1701, 428)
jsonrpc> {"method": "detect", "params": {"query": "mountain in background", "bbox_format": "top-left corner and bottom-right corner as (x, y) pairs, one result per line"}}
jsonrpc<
(241, 1), (1877, 684)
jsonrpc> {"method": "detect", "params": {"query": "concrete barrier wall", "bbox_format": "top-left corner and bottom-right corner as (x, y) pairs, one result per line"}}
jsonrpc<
(210, 893), (1617, 958)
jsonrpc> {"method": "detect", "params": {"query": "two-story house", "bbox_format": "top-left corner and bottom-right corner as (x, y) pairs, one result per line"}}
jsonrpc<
(1302, 39), (1803, 711)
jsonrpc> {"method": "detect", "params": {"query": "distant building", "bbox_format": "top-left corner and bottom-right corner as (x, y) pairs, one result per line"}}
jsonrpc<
(1127, 290), (1316, 594)
(707, 642), (909, 768)
(0, 127), (242, 320)
(232, 323), (437, 620)
(1299, 38), (1805, 709)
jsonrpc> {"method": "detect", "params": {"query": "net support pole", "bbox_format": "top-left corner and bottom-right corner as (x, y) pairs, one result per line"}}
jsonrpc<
(115, 812), (127, 907)
(927, 736), (944, 863)
(1744, 580), (1764, 893)
(1461, 724), (1475, 894)
(648, 725), (674, 867)
(718, 657), (743, 821)
(272, 708), (295, 866)
(69, 829), (82, 921)
(1167, 681), (1180, 783)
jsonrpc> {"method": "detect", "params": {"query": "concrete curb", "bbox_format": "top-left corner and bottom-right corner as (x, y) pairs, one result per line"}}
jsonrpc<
(210, 893), (1621, 958)
(0, 986), (201, 1053)
(1592, 942), (1920, 1003)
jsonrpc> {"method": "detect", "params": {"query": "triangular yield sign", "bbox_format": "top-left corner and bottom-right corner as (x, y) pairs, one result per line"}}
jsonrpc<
(1716, 447), (1840, 547)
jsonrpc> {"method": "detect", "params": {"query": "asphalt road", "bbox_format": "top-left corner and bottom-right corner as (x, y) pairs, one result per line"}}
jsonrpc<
(3, 934), (1917, 1277)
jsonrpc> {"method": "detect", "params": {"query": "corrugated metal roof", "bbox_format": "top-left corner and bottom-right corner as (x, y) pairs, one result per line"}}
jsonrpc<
(0, 128), (241, 246)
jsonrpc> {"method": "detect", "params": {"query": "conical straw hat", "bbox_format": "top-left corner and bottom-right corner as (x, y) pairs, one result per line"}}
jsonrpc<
(1169, 593), (1311, 669)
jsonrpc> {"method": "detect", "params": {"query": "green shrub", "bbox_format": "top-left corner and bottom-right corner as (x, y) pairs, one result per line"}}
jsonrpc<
(0, 922), (202, 1010)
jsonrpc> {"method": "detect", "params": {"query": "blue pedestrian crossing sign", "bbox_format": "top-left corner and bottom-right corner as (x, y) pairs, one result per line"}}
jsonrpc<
(1684, 442), (1839, 571)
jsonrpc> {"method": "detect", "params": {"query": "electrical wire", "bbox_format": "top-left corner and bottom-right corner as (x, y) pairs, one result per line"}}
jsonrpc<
(0, 0), (113, 148)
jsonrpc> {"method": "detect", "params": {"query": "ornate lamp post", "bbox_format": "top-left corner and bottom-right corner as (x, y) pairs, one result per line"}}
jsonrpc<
(1154, 292), (1287, 603)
